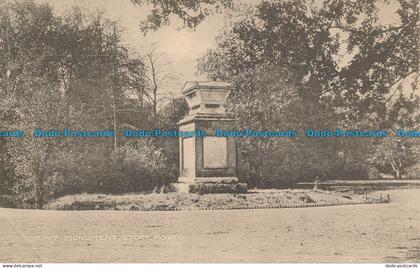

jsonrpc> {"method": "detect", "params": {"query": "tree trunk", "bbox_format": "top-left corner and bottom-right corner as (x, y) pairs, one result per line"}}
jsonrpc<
(35, 177), (44, 209)
(395, 169), (401, 179)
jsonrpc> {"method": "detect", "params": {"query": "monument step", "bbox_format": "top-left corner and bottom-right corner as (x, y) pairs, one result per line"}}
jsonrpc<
(171, 182), (247, 194)
(178, 176), (239, 184)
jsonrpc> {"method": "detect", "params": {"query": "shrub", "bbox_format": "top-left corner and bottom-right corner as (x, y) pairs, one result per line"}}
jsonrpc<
(0, 195), (16, 208)
(242, 137), (340, 188)
(368, 167), (380, 180)
(407, 164), (420, 180)
(188, 183), (248, 194)
(61, 140), (177, 195)
(12, 140), (177, 208)
(108, 141), (177, 193)
(13, 173), (65, 209)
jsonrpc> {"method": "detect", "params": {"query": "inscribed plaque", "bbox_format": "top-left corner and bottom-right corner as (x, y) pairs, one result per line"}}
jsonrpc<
(203, 137), (227, 168)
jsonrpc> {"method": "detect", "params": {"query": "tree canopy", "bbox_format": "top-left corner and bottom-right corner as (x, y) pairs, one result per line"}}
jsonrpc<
(195, 0), (418, 182)
(0, 1), (173, 207)
(131, 0), (233, 32)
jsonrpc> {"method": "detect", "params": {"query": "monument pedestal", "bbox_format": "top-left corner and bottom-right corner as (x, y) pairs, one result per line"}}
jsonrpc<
(172, 82), (247, 193)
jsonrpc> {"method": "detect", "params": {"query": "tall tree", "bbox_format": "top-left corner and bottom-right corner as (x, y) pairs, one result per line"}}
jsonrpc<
(0, 1), (147, 207)
(196, 0), (418, 182)
(144, 46), (176, 122)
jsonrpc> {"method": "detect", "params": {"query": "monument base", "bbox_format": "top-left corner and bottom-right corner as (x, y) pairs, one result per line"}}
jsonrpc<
(171, 179), (247, 194)
(178, 176), (239, 184)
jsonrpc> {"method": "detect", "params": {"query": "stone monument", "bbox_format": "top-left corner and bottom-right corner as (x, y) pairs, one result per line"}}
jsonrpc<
(172, 81), (247, 193)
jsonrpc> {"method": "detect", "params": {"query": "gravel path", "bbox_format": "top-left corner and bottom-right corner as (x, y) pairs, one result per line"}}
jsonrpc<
(0, 188), (419, 262)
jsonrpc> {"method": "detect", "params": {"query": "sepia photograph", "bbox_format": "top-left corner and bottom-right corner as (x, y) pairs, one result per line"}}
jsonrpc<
(0, 0), (419, 266)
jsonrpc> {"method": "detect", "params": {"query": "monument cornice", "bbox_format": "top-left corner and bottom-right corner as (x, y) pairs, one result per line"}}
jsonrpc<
(178, 114), (237, 126)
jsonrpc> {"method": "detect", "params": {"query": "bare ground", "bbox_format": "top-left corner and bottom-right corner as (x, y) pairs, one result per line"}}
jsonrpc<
(0, 188), (419, 263)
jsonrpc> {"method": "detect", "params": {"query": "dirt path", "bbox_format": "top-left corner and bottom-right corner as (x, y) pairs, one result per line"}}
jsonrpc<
(1, 189), (419, 262)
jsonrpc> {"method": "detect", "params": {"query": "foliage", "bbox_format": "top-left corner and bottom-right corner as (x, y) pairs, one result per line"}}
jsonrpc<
(197, 0), (419, 184)
(224, 65), (335, 186)
(152, 96), (189, 176)
(0, 1), (162, 208)
(188, 182), (248, 194)
(370, 137), (417, 179)
(130, 0), (233, 33)
(157, 96), (189, 129)
(109, 141), (176, 192)
(6, 88), (69, 208)
(0, 195), (16, 208)
(369, 93), (419, 178)
(75, 141), (174, 194)
(199, 0), (418, 117)
(0, 139), (14, 194)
